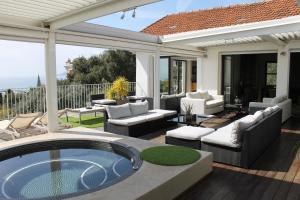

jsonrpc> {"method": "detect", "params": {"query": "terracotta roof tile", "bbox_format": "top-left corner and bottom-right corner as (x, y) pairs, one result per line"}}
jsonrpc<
(143, 0), (300, 36)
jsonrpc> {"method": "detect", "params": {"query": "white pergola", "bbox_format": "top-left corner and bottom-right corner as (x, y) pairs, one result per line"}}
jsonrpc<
(0, 0), (203, 132)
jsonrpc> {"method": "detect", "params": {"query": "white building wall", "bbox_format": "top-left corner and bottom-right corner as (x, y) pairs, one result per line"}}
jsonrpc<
(201, 42), (293, 97)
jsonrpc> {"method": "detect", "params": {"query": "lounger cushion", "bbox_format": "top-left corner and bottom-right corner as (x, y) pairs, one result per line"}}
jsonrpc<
(106, 104), (131, 119)
(205, 99), (224, 109)
(167, 126), (215, 140)
(149, 109), (177, 117)
(201, 123), (241, 148)
(108, 115), (147, 126)
(92, 99), (116, 105)
(0, 120), (11, 129)
(129, 101), (148, 116)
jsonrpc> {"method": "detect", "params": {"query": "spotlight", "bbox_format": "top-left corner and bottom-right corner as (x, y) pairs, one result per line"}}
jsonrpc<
(132, 8), (136, 18)
(121, 11), (125, 19)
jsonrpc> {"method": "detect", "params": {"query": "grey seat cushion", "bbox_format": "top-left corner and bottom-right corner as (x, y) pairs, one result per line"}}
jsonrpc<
(205, 99), (224, 109)
(108, 115), (147, 126)
(140, 112), (164, 121)
(92, 99), (116, 104)
(167, 126), (215, 140)
(149, 109), (177, 117)
(106, 104), (131, 119)
(201, 123), (241, 148)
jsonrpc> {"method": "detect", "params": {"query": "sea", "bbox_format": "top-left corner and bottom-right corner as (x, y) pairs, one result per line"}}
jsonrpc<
(0, 73), (66, 90)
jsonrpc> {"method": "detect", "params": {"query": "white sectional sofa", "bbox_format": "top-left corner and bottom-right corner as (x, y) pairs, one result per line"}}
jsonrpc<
(181, 91), (224, 115)
(249, 95), (292, 122)
(103, 101), (177, 137)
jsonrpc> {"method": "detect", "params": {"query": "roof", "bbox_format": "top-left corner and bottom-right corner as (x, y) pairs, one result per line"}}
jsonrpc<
(143, 0), (300, 36)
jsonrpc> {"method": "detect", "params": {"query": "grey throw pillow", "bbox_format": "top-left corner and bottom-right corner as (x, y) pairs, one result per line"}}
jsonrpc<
(106, 104), (131, 119)
(129, 101), (149, 116)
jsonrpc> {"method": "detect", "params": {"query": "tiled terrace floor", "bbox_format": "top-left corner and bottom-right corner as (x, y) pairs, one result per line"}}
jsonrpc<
(140, 117), (300, 200)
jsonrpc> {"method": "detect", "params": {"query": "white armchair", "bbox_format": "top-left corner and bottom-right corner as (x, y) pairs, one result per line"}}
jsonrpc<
(181, 91), (224, 115)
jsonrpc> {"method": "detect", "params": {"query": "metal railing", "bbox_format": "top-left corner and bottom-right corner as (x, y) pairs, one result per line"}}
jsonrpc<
(0, 82), (136, 120)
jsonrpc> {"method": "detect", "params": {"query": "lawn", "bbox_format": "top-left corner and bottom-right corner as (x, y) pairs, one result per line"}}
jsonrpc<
(60, 115), (104, 128)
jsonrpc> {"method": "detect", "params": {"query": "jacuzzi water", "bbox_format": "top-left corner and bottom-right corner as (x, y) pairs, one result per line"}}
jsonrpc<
(0, 140), (141, 200)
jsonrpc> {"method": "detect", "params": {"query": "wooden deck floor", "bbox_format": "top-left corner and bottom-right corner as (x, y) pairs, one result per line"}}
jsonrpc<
(139, 118), (300, 200)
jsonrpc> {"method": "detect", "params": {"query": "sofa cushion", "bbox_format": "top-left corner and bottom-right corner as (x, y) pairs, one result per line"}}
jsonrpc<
(108, 115), (147, 126)
(161, 94), (176, 99)
(237, 115), (256, 129)
(140, 112), (164, 121)
(92, 99), (116, 105)
(272, 105), (280, 111)
(186, 92), (201, 99)
(149, 109), (177, 117)
(271, 95), (288, 104)
(176, 92), (186, 98)
(167, 126), (215, 140)
(205, 99), (224, 109)
(230, 115), (255, 144)
(106, 104), (131, 119)
(199, 91), (211, 100)
(263, 107), (273, 117)
(129, 101), (148, 116)
(253, 111), (264, 123)
(201, 123), (241, 148)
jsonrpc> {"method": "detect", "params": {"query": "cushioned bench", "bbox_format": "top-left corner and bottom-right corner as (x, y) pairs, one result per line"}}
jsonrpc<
(104, 101), (177, 137)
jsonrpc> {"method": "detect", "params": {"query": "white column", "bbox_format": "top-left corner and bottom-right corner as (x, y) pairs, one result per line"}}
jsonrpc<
(186, 60), (192, 92)
(196, 57), (203, 91)
(45, 31), (58, 132)
(276, 48), (290, 96)
(153, 51), (160, 109)
(136, 52), (153, 97)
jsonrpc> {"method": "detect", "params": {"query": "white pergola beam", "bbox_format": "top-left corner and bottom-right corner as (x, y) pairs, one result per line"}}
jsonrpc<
(260, 35), (287, 46)
(48, 0), (161, 30)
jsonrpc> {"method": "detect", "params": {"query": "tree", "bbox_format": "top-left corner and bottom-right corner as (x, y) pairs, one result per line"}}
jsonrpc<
(36, 75), (41, 87)
(66, 50), (136, 84)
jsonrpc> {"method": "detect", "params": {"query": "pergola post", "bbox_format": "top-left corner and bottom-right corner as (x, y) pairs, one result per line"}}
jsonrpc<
(276, 47), (290, 97)
(196, 57), (203, 91)
(45, 31), (58, 132)
(153, 51), (160, 109)
(136, 52), (153, 97)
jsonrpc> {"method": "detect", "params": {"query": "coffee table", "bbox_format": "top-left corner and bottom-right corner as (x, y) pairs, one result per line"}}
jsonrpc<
(66, 106), (106, 124)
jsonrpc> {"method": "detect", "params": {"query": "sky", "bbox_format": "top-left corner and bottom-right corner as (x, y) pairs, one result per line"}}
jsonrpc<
(0, 0), (257, 89)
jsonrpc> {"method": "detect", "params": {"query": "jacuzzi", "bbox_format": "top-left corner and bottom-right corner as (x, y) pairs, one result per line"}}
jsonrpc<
(0, 140), (142, 200)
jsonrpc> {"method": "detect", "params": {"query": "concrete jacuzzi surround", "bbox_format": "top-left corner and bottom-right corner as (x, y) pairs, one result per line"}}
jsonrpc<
(0, 128), (213, 200)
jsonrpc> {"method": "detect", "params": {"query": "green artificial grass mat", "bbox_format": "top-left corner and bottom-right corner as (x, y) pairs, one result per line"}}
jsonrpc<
(140, 146), (201, 166)
(60, 115), (104, 128)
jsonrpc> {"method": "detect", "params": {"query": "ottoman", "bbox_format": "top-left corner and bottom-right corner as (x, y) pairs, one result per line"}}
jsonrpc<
(166, 126), (215, 149)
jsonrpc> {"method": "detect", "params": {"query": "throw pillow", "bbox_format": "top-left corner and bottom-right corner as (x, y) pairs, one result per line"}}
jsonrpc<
(129, 101), (149, 116)
(238, 115), (256, 130)
(106, 103), (131, 119)
(253, 111), (264, 123)
(263, 107), (273, 117)
(231, 121), (242, 144)
(187, 92), (201, 99)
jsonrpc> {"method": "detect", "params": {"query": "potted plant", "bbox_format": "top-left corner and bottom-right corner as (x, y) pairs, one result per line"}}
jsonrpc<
(183, 103), (193, 123)
(106, 77), (129, 105)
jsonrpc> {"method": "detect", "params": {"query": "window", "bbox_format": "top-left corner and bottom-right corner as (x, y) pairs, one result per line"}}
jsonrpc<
(266, 62), (277, 87)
